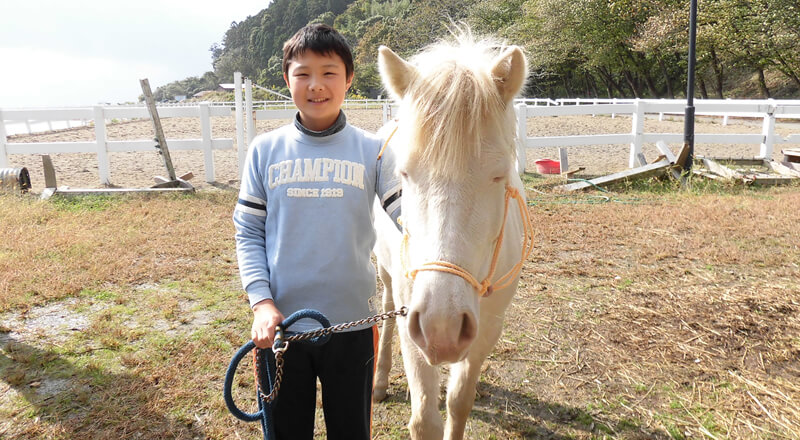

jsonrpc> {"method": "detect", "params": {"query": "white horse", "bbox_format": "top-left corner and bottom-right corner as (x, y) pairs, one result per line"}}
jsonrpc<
(372, 33), (532, 440)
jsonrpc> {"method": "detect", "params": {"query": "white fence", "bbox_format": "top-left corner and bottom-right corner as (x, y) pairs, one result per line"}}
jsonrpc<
(514, 98), (800, 169)
(3, 95), (800, 186)
(0, 104), (233, 184)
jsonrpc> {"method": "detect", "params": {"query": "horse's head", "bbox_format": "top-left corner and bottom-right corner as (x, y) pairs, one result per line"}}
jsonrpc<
(379, 34), (527, 365)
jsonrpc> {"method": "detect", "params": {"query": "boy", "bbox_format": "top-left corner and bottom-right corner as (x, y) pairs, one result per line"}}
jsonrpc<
(233, 24), (401, 440)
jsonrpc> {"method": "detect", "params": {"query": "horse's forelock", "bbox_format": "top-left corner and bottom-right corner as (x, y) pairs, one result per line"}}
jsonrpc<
(401, 37), (516, 180)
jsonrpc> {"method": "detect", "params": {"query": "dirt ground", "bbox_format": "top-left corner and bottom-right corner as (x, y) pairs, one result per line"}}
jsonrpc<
(2, 108), (799, 439)
(5, 109), (799, 193)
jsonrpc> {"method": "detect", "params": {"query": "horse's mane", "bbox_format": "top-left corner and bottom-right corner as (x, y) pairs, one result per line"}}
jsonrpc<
(401, 32), (517, 179)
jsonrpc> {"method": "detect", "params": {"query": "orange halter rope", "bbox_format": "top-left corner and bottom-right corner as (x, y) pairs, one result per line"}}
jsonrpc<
(400, 183), (534, 297)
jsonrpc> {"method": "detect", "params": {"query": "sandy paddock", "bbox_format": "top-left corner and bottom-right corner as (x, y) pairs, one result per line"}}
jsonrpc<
(4, 108), (798, 193)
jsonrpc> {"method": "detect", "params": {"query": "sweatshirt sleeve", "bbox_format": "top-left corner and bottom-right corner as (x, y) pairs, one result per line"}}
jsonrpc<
(376, 141), (402, 228)
(233, 139), (272, 307)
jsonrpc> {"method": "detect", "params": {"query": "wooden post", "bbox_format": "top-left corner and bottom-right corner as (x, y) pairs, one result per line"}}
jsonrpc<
(0, 110), (8, 168)
(559, 148), (569, 174)
(199, 103), (214, 183)
(759, 99), (776, 160)
(140, 78), (177, 182)
(245, 78), (255, 146)
(235, 72), (246, 176)
(629, 99), (644, 168)
(93, 106), (111, 185)
(515, 103), (527, 175)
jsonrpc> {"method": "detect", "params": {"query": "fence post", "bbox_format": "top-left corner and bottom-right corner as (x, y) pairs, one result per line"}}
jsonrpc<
(245, 78), (255, 146)
(629, 100), (644, 168)
(515, 103), (527, 175)
(723, 98), (731, 126)
(382, 103), (390, 125)
(234, 72), (245, 176)
(93, 106), (111, 185)
(199, 103), (214, 183)
(759, 98), (776, 159)
(0, 110), (8, 168)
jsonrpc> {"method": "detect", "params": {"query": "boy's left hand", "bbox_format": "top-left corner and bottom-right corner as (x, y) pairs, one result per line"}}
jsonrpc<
(251, 299), (285, 349)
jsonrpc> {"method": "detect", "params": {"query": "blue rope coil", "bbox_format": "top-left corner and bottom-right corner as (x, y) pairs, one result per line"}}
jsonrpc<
(223, 309), (332, 440)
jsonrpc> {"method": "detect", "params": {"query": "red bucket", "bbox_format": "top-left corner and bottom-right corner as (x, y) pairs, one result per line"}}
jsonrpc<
(534, 159), (561, 174)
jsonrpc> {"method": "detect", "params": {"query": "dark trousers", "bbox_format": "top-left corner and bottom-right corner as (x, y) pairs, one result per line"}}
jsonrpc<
(268, 326), (377, 440)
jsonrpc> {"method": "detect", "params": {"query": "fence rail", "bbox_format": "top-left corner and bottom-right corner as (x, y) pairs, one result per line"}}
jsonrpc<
(0, 104), (233, 184)
(514, 98), (800, 169)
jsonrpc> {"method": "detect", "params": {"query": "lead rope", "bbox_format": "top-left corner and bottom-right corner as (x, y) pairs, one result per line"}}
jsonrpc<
(224, 307), (408, 440)
(401, 184), (534, 297)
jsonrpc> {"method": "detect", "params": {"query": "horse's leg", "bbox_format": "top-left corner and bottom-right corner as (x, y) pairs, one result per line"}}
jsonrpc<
(397, 317), (444, 440)
(373, 264), (395, 402)
(443, 308), (507, 440)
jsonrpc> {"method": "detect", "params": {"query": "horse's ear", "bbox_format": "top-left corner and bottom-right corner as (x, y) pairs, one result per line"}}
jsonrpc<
(490, 46), (527, 103)
(379, 46), (418, 99)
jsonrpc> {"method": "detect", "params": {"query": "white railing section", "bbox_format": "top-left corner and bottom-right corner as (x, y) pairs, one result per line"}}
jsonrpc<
(0, 104), (233, 184)
(514, 98), (800, 168)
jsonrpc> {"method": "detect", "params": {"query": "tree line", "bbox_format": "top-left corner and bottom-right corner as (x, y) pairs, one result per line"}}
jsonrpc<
(154, 0), (800, 101)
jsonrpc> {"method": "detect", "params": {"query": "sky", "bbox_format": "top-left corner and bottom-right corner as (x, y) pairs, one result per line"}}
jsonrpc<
(0, 0), (269, 108)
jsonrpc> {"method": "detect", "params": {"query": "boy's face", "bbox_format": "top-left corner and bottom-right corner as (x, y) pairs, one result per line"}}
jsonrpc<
(284, 50), (353, 132)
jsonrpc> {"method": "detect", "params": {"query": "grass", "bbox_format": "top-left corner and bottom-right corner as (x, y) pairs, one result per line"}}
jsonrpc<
(1, 182), (800, 439)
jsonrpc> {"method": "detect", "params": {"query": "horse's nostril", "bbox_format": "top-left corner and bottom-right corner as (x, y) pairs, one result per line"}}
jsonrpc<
(458, 312), (477, 346)
(408, 310), (424, 346)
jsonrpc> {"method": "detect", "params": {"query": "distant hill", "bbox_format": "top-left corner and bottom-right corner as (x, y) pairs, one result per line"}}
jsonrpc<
(154, 0), (800, 101)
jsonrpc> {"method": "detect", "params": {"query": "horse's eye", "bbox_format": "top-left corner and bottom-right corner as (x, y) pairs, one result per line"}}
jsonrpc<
(399, 171), (409, 179)
(492, 176), (505, 183)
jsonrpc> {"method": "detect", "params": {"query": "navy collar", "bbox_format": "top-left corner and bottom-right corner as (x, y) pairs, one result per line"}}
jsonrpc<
(294, 111), (347, 137)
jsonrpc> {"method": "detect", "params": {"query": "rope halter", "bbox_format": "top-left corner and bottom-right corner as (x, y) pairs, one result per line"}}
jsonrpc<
(401, 183), (534, 297)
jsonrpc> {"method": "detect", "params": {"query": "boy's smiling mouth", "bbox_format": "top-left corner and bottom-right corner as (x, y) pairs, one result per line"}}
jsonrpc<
(309, 98), (329, 103)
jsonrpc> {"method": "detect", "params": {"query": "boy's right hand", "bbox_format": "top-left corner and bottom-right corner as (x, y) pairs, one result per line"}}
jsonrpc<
(251, 299), (285, 349)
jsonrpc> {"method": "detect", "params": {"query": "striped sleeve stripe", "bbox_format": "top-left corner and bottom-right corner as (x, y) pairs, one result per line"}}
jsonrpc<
(240, 193), (266, 206)
(381, 186), (402, 214)
(236, 198), (267, 217)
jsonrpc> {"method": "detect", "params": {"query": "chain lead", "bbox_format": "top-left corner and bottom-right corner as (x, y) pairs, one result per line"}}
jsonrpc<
(254, 306), (407, 403)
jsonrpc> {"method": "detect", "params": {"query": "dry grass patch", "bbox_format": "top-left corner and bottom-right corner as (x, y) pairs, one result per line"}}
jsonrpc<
(0, 184), (798, 439)
(0, 192), (238, 313)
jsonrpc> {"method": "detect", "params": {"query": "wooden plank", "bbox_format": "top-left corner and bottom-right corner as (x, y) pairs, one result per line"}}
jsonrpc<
(700, 156), (765, 166)
(702, 158), (744, 179)
(692, 169), (726, 181)
(140, 78), (177, 181)
(674, 142), (690, 170)
(783, 148), (800, 163)
(765, 160), (800, 178)
(558, 148), (569, 174)
(751, 174), (797, 186)
(42, 155), (57, 188)
(781, 161), (800, 173)
(556, 159), (671, 191)
(655, 141), (677, 164)
(50, 187), (194, 197)
(564, 166), (585, 177)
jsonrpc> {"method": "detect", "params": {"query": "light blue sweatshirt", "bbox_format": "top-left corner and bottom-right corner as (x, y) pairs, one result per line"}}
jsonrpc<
(234, 114), (401, 332)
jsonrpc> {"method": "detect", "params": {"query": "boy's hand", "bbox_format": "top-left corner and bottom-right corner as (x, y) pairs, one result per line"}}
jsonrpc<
(251, 299), (285, 349)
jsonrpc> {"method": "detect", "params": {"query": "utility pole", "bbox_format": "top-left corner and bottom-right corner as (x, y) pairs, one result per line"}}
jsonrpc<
(683, 0), (698, 174)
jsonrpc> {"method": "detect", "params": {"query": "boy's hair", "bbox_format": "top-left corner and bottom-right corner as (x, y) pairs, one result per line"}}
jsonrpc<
(282, 24), (354, 79)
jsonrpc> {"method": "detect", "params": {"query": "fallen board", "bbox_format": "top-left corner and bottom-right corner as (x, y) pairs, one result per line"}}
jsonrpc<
(783, 148), (800, 163)
(42, 187), (194, 199)
(556, 159), (671, 192)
